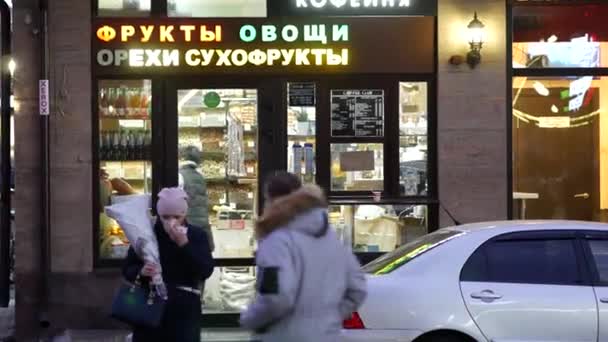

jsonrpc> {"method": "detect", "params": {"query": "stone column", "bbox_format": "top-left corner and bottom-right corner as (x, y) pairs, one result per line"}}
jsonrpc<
(13, 0), (44, 340)
(437, 0), (508, 226)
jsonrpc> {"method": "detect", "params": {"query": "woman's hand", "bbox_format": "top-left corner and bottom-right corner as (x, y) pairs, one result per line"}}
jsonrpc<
(140, 262), (159, 277)
(168, 225), (189, 247)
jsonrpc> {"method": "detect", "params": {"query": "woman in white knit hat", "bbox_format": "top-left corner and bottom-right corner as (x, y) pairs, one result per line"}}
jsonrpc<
(122, 187), (215, 342)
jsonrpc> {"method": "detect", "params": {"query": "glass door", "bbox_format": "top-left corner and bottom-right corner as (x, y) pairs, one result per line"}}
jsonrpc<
(176, 87), (259, 314)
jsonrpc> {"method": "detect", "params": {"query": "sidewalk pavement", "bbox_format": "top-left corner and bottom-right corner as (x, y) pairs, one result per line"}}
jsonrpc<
(51, 329), (258, 342)
(0, 305), (14, 342)
(0, 298), (257, 342)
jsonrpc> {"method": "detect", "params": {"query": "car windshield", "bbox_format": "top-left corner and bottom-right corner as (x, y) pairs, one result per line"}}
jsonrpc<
(362, 230), (464, 275)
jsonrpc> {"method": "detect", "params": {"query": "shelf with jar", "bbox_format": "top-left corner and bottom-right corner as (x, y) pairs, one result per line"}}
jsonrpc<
(100, 129), (152, 162)
(99, 85), (151, 120)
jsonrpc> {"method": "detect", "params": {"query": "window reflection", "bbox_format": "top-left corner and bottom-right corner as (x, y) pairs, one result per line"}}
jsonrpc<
(513, 4), (608, 68)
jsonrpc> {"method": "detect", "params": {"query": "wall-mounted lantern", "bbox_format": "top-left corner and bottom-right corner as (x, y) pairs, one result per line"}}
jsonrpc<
(466, 12), (485, 68)
(449, 12), (486, 69)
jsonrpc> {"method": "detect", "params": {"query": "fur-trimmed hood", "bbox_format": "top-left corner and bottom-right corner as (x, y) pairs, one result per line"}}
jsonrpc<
(255, 184), (328, 239)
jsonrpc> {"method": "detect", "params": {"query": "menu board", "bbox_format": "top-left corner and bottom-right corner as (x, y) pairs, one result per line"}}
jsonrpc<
(331, 90), (384, 137)
(289, 83), (316, 107)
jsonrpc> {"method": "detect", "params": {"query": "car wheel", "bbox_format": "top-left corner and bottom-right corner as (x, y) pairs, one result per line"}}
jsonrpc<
(418, 332), (473, 342)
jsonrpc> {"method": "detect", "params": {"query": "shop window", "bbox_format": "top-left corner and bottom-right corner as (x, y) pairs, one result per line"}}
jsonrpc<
(399, 82), (428, 196)
(168, 0), (266, 18)
(98, 0), (151, 17)
(329, 204), (428, 252)
(331, 143), (384, 192)
(177, 88), (258, 259)
(287, 82), (316, 183)
(512, 76), (608, 221)
(512, 4), (608, 68)
(204, 266), (256, 314)
(98, 80), (153, 260)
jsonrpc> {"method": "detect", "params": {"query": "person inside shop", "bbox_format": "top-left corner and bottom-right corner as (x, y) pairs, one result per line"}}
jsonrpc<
(179, 145), (215, 252)
(122, 187), (215, 342)
(240, 172), (367, 342)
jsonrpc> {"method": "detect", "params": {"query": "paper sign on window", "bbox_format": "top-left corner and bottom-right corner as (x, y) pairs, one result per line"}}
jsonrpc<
(340, 151), (375, 172)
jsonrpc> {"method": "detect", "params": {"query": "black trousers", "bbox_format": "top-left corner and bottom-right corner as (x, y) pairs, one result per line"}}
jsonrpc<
(132, 288), (201, 342)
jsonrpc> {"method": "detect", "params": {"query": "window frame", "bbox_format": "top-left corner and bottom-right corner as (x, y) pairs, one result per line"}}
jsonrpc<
(460, 230), (592, 286)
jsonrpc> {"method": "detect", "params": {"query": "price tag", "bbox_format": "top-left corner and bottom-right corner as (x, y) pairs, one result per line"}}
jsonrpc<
(244, 124), (252, 131)
(230, 202), (236, 209)
(247, 192), (254, 199)
(248, 141), (255, 148)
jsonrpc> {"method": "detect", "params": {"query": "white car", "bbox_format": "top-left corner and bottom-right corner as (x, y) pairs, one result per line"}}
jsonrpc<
(342, 220), (608, 342)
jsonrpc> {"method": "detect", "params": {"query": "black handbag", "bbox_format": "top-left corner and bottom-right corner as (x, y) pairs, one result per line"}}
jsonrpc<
(111, 275), (167, 328)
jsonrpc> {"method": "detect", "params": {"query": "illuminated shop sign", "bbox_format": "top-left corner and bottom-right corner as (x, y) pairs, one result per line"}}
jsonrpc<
(295, 0), (411, 9)
(97, 24), (223, 43)
(93, 17), (435, 75)
(268, 0), (436, 16)
(95, 23), (350, 68)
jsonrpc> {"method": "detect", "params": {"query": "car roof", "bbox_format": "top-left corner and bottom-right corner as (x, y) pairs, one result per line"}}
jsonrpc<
(441, 220), (608, 235)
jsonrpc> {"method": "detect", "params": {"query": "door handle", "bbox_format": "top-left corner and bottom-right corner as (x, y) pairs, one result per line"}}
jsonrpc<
(600, 298), (608, 304)
(574, 193), (590, 199)
(471, 290), (503, 302)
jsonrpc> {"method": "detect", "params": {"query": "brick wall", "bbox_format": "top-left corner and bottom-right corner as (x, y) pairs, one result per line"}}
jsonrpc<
(437, 0), (508, 226)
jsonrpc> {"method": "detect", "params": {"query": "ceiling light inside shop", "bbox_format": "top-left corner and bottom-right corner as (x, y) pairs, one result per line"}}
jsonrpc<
(547, 35), (558, 43)
(177, 89), (200, 111)
(551, 105), (559, 113)
(533, 81), (550, 96)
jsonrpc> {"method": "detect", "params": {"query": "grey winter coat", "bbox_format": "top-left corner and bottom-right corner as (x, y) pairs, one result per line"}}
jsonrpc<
(179, 162), (214, 252)
(240, 185), (367, 342)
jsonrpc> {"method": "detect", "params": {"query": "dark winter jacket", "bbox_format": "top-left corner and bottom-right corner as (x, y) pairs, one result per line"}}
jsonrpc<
(122, 220), (214, 290)
(122, 220), (214, 342)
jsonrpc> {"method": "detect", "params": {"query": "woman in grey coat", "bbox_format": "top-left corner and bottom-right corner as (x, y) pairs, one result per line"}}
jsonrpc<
(240, 172), (367, 342)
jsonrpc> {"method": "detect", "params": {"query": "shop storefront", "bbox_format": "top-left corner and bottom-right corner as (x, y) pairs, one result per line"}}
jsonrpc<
(93, 0), (437, 324)
(14, 0), (517, 338)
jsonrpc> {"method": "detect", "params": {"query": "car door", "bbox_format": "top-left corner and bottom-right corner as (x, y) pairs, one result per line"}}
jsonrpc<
(459, 231), (597, 342)
(581, 231), (608, 342)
